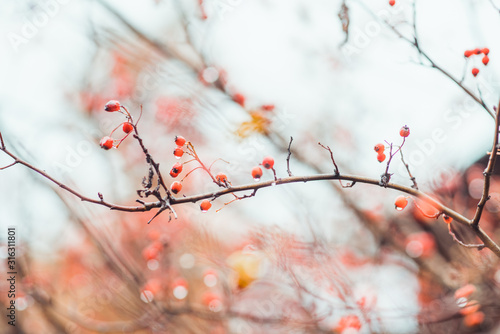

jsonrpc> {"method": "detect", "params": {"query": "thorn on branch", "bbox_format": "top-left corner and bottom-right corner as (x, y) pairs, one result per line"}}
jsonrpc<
(98, 192), (104, 201)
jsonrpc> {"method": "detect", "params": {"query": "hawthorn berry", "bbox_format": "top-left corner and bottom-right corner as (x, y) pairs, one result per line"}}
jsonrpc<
(216, 173), (228, 184)
(389, 0), (395, 6)
(200, 199), (212, 212)
(122, 122), (133, 134)
(262, 156), (274, 169)
(175, 135), (186, 146)
(464, 311), (485, 327)
(442, 214), (453, 224)
(261, 104), (275, 111)
(251, 166), (263, 181)
(459, 301), (481, 316)
(482, 56), (489, 65)
(464, 50), (473, 58)
(374, 143), (385, 153)
(171, 181), (182, 194)
(171, 163), (183, 175)
(482, 48), (490, 55)
(173, 147), (184, 159)
(472, 68), (479, 77)
(377, 153), (386, 163)
(474, 48), (482, 55)
(399, 125), (410, 137)
(232, 93), (245, 107)
(104, 100), (121, 112)
(336, 315), (362, 332)
(454, 284), (476, 300)
(394, 196), (408, 210)
(100, 136), (114, 150)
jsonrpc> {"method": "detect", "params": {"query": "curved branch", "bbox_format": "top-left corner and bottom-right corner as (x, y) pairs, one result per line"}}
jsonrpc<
(3, 133), (500, 257)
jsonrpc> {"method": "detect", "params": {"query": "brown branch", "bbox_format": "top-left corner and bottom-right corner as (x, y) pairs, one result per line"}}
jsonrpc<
(471, 100), (500, 226)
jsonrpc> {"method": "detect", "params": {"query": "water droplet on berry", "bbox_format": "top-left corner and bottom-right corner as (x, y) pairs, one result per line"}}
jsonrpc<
(396, 206), (404, 211)
(253, 177), (261, 182)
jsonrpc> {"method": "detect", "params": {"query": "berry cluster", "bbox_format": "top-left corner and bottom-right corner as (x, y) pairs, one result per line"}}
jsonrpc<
(99, 100), (135, 150)
(454, 284), (484, 327)
(464, 48), (490, 77)
(373, 125), (409, 163)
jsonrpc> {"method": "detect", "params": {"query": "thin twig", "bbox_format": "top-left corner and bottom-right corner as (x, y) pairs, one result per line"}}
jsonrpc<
(400, 147), (418, 189)
(448, 223), (485, 250)
(0, 161), (18, 170)
(286, 136), (293, 176)
(318, 142), (339, 175)
(471, 100), (500, 227)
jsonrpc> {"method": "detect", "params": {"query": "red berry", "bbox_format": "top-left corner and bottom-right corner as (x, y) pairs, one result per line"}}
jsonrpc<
(215, 173), (227, 184)
(336, 315), (362, 332)
(171, 162), (183, 175)
(104, 100), (121, 112)
(251, 166), (263, 180)
(454, 284), (476, 300)
(442, 214), (453, 224)
(389, 0), (395, 6)
(395, 196), (408, 210)
(200, 199), (212, 212)
(482, 56), (489, 65)
(464, 311), (485, 327)
(262, 156), (274, 169)
(374, 143), (385, 153)
(170, 181), (182, 194)
(474, 48), (482, 55)
(173, 147), (184, 158)
(482, 48), (490, 55)
(122, 122), (133, 133)
(377, 153), (386, 163)
(232, 93), (245, 107)
(472, 68), (479, 77)
(460, 301), (481, 316)
(399, 125), (410, 137)
(261, 104), (275, 111)
(175, 135), (186, 146)
(464, 50), (473, 58)
(100, 136), (114, 150)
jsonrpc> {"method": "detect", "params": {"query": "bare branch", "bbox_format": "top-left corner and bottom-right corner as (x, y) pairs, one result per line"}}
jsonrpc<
(471, 100), (500, 227)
